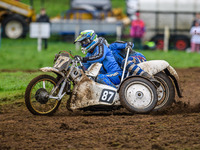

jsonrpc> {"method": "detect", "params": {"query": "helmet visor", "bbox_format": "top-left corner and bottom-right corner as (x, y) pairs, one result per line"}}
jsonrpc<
(80, 39), (91, 47)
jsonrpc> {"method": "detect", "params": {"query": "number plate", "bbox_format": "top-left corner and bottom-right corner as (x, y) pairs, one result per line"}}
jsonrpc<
(99, 89), (116, 104)
(54, 56), (70, 68)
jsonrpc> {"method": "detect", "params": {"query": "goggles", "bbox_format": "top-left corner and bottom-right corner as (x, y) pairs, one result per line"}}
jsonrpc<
(81, 39), (91, 47)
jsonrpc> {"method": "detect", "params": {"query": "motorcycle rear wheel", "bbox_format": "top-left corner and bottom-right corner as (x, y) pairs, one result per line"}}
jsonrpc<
(119, 77), (158, 113)
(25, 75), (61, 115)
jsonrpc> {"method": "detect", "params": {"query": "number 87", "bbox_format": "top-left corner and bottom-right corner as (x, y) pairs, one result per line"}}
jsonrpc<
(101, 91), (114, 102)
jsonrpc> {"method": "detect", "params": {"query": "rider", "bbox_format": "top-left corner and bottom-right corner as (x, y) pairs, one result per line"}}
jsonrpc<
(74, 30), (122, 88)
(109, 41), (160, 86)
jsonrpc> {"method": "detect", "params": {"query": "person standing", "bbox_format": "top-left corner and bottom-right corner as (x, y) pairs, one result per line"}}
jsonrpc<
(190, 21), (200, 53)
(130, 12), (145, 50)
(191, 13), (200, 27)
(37, 8), (50, 50)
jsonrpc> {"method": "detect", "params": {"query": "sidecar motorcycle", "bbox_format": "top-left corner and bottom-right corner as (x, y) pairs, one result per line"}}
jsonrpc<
(25, 46), (182, 115)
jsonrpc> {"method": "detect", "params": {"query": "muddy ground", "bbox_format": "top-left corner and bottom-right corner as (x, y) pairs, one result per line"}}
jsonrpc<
(0, 68), (200, 150)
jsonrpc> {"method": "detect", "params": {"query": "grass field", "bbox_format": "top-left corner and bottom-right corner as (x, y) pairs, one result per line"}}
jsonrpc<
(0, 38), (199, 101)
(0, 72), (44, 103)
(0, 38), (200, 70)
(0, 0), (199, 102)
(0, 38), (79, 70)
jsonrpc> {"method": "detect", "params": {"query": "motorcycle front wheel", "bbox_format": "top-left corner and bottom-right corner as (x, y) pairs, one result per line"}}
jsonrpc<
(25, 75), (61, 115)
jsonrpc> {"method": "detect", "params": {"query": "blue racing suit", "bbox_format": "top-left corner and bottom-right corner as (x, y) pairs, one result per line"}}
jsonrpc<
(109, 41), (146, 76)
(82, 39), (122, 88)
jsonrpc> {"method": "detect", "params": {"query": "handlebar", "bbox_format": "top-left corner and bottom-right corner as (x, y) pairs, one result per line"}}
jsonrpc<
(74, 56), (86, 73)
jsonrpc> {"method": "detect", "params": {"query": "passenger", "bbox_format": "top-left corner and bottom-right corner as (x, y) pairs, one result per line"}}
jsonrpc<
(74, 30), (122, 88)
(109, 41), (160, 86)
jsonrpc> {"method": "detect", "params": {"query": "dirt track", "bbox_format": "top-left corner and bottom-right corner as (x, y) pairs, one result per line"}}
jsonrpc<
(0, 68), (200, 150)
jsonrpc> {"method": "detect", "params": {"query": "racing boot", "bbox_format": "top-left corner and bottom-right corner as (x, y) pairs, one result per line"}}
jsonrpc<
(141, 72), (160, 88)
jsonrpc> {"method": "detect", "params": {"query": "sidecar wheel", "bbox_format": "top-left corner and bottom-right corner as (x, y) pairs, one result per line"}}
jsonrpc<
(119, 77), (158, 113)
(153, 72), (175, 111)
(25, 75), (61, 115)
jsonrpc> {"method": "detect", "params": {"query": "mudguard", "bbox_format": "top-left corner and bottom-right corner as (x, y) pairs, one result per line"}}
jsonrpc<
(138, 60), (182, 98)
(85, 63), (102, 77)
(40, 67), (65, 77)
(137, 60), (169, 75)
(165, 66), (183, 98)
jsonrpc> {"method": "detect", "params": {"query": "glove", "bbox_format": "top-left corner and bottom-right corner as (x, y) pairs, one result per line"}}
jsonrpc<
(74, 55), (83, 61)
(127, 42), (134, 49)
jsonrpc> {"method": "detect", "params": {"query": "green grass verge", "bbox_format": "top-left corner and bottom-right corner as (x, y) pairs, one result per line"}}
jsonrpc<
(0, 72), (44, 103)
(0, 38), (82, 70)
(0, 38), (200, 103)
(142, 50), (200, 68)
(2, 1), (199, 104)
(0, 38), (200, 70)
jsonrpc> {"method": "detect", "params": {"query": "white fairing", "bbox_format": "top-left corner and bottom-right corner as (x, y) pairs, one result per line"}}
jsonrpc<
(85, 63), (102, 77)
(137, 60), (180, 82)
(40, 67), (65, 77)
(138, 60), (169, 75)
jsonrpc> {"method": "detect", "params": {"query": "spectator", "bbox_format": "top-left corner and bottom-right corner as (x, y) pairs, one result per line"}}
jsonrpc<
(191, 13), (200, 27)
(37, 8), (50, 50)
(190, 21), (200, 53)
(130, 12), (145, 50)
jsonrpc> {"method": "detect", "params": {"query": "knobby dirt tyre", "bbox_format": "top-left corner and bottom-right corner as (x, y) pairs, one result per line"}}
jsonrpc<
(25, 75), (61, 115)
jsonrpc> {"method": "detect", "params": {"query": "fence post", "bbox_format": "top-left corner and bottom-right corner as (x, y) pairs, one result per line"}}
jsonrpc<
(37, 23), (42, 52)
(75, 23), (80, 51)
(164, 26), (170, 52)
(116, 24), (122, 41)
(0, 23), (1, 48)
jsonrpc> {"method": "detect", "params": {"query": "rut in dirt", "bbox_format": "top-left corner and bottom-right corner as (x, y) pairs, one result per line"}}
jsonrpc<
(150, 101), (200, 116)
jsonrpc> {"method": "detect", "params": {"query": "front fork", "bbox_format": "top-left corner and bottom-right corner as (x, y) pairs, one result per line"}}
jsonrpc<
(49, 78), (69, 100)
